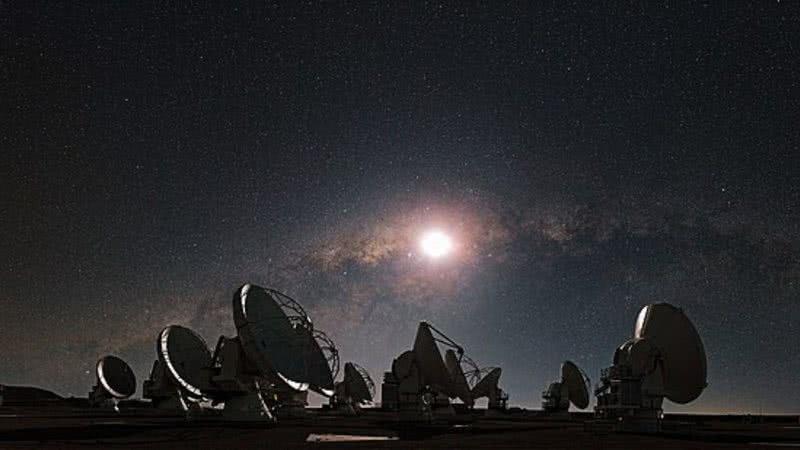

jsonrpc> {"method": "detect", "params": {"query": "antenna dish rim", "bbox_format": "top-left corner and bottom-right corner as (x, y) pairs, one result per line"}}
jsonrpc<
(157, 325), (212, 399)
(96, 355), (136, 399)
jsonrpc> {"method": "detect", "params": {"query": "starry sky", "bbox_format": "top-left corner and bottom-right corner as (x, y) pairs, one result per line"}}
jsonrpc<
(1, 2), (799, 413)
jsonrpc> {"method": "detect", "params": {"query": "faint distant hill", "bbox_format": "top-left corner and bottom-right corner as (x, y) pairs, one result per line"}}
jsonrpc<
(0, 384), (65, 406)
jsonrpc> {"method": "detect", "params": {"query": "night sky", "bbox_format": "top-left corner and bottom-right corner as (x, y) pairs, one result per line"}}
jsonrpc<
(2, 2), (799, 413)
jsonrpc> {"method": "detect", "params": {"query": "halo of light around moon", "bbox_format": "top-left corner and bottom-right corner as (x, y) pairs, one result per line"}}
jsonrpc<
(420, 230), (453, 258)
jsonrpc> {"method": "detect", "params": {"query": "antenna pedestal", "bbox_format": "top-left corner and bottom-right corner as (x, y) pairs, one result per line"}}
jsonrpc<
(202, 334), (313, 420)
(87, 384), (117, 409)
(382, 369), (454, 421)
(329, 383), (351, 413)
(542, 382), (570, 412)
(333, 403), (357, 416)
(486, 388), (508, 411)
(200, 336), (276, 421)
(595, 361), (665, 432)
(328, 387), (360, 416)
(222, 389), (274, 422)
(265, 384), (308, 419)
(143, 360), (189, 411)
(381, 372), (399, 411)
(202, 337), (254, 394)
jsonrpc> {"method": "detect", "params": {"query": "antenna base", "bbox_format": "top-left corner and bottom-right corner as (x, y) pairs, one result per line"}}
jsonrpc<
(222, 389), (275, 422)
(594, 363), (664, 431)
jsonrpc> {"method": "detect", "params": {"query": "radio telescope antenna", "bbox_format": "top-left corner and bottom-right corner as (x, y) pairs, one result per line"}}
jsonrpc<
(562, 361), (590, 409)
(143, 325), (212, 411)
(542, 360), (590, 412)
(457, 352), (507, 411)
(330, 362), (375, 414)
(382, 321), (492, 418)
(470, 367), (508, 411)
(349, 363), (375, 402)
(199, 283), (338, 420)
(89, 355), (136, 410)
(595, 303), (707, 431)
(234, 285), (335, 394)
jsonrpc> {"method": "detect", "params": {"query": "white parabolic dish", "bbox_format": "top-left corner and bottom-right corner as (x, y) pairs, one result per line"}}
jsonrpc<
(634, 303), (707, 404)
(233, 283), (334, 393)
(97, 355), (136, 399)
(157, 325), (212, 399)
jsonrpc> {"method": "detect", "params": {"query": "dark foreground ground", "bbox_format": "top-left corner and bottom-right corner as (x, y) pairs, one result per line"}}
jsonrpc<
(0, 406), (798, 449)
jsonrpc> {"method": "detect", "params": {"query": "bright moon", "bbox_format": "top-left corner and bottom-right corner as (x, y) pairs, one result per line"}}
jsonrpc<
(420, 230), (454, 258)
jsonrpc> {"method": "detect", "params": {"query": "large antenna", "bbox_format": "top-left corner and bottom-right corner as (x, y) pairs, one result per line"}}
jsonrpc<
(198, 283), (340, 421)
(595, 303), (708, 431)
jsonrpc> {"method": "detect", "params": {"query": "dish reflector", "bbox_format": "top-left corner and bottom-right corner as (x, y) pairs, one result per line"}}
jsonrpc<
(97, 356), (136, 399)
(294, 326), (337, 396)
(157, 325), (212, 399)
(444, 349), (473, 406)
(633, 303), (707, 403)
(343, 362), (373, 403)
(391, 351), (416, 380)
(312, 329), (341, 391)
(561, 361), (589, 409)
(471, 367), (501, 399)
(412, 322), (456, 397)
(233, 284), (334, 393)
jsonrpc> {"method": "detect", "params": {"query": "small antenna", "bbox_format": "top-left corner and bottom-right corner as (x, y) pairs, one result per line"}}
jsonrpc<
(542, 361), (590, 412)
(383, 321), (504, 416)
(143, 325), (212, 410)
(89, 355), (136, 409)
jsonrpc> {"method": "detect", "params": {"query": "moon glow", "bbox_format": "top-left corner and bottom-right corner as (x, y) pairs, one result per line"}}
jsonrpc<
(420, 230), (454, 258)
